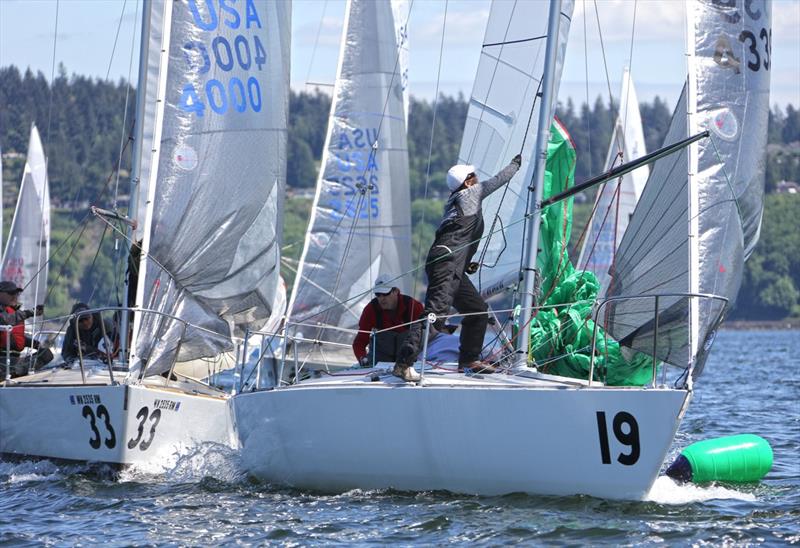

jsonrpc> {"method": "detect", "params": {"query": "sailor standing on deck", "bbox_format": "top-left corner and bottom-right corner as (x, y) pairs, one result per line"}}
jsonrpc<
(394, 155), (521, 381)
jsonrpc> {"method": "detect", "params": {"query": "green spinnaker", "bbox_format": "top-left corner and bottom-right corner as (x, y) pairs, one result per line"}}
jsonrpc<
(529, 120), (653, 386)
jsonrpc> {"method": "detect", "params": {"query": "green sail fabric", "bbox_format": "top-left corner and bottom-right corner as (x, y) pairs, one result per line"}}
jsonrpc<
(529, 120), (653, 386)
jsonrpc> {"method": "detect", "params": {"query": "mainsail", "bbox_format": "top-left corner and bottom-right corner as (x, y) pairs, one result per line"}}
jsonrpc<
(286, 0), (411, 347)
(2, 124), (50, 310)
(458, 0), (574, 296)
(606, 0), (771, 371)
(129, 0), (290, 377)
(577, 68), (648, 298)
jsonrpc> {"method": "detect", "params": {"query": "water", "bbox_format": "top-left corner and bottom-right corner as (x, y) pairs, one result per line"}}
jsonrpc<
(2, 330), (798, 545)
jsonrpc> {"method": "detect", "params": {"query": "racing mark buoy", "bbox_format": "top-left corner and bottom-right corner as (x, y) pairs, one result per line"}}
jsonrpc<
(665, 434), (773, 483)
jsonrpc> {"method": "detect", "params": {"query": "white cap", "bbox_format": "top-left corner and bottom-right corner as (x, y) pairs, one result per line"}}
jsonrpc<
(446, 164), (476, 191)
(373, 273), (395, 295)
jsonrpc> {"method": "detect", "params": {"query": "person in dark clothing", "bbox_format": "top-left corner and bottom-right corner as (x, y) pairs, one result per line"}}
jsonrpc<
(394, 155), (521, 381)
(62, 302), (117, 363)
(0, 280), (49, 378)
(353, 273), (424, 366)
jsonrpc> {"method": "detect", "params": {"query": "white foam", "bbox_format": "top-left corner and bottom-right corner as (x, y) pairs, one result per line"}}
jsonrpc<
(645, 475), (756, 504)
(117, 442), (244, 484)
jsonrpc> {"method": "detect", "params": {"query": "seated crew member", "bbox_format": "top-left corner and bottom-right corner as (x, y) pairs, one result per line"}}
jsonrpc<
(62, 302), (117, 364)
(0, 280), (49, 378)
(352, 273), (424, 366)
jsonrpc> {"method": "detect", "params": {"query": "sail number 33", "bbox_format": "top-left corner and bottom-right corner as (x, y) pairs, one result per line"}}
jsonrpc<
(179, 0), (267, 117)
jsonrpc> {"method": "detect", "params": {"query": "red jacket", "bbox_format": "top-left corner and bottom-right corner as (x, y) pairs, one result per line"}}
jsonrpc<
(352, 294), (424, 360)
(0, 305), (26, 352)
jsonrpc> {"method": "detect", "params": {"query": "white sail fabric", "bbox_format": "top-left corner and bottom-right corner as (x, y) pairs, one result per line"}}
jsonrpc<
(607, 0), (771, 370)
(688, 0), (771, 372)
(459, 0), (574, 295)
(577, 68), (648, 298)
(286, 0), (412, 347)
(2, 124), (50, 310)
(391, 0), (410, 124)
(130, 0), (290, 377)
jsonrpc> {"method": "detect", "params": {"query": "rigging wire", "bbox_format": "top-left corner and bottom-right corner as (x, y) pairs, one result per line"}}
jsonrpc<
(411, 0), (448, 300)
(292, 0), (415, 330)
(304, 0), (330, 88)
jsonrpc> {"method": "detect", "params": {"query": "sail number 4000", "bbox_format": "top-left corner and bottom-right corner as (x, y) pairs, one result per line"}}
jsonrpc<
(596, 411), (640, 465)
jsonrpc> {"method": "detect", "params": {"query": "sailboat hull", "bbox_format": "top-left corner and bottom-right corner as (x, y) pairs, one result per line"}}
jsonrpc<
(234, 379), (689, 500)
(0, 371), (235, 465)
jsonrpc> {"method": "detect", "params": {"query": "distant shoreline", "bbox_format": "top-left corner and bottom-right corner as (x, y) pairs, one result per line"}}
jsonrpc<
(721, 319), (800, 330)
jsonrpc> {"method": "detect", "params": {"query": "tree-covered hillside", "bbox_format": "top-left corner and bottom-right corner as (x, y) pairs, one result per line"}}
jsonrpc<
(1, 65), (798, 320)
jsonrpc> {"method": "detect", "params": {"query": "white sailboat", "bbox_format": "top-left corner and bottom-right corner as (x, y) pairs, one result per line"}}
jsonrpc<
(1, 124), (50, 310)
(577, 68), (648, 298)
(0, 0), (289, 466)
(280, 0), (412, 373)
(233, 0), (771, 500)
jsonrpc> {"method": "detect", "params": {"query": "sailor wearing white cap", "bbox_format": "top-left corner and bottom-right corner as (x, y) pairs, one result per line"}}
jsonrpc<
(393, 153), (522, 381)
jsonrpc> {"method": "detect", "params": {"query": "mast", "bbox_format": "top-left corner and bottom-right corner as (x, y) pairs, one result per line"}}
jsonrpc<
(685, 0), (700, 381)
(517, 0), (565, 358)
(119, 0), (153, 366)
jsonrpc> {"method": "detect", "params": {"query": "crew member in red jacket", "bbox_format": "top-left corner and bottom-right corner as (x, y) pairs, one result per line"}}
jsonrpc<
(0, 280), (46, 378)
(352, 273), (423, 366)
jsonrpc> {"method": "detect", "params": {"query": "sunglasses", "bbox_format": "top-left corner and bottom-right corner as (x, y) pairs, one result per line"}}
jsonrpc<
(465, 172), (476, 181)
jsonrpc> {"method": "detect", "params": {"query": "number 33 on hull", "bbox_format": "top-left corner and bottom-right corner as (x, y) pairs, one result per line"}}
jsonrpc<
(0, 368), (235, 466)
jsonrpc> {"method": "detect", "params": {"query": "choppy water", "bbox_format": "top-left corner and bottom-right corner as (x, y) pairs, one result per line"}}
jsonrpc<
(2, 330), (798, 545)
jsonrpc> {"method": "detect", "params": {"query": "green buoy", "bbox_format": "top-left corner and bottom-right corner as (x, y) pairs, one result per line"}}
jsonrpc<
(665, 434), (773, 483)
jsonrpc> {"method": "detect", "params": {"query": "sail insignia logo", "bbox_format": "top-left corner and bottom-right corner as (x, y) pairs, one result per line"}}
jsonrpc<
(706, 108), (739, 141)
(174, 145), (199, 171)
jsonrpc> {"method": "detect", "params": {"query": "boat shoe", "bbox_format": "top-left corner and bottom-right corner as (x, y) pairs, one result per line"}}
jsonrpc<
(458, 361), (497, 374)
(392, 364), (421, 382)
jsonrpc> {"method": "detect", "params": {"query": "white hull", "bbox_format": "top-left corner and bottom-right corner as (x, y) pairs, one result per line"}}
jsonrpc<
(234, 370), (690, 500)
(0, 367), (235, 465)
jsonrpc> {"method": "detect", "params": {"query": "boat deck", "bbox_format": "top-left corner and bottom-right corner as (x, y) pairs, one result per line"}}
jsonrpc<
(286, 362), (615, 390)
(1, 361), (228, 397)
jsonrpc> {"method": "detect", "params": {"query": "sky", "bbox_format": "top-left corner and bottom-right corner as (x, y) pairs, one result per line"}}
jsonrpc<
(0, 0), (798, 109)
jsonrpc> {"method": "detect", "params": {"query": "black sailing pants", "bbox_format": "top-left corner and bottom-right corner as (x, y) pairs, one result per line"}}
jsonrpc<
(398, 245), (488, 366)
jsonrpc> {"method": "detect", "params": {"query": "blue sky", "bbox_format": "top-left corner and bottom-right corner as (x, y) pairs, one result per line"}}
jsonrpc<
(0, 0), (798, 108)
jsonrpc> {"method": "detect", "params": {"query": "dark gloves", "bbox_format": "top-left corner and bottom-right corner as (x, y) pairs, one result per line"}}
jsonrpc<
(466, 262), (480, 274)
(511, 154), (522, 167)
(21, 309), (35, 320)
(35, 304), (44, 316)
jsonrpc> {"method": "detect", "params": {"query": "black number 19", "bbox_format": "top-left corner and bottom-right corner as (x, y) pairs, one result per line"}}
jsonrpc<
(596, 411), (640, 465)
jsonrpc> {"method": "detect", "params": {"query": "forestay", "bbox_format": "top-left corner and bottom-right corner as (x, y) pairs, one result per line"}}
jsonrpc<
(2, 124), (50, 310)
(459, 0), (574, 296)
(577, 68), (648, 298)
(129, 0), (290, 377)
(286, 0), (411, 347)
(606, 0), (770, 371)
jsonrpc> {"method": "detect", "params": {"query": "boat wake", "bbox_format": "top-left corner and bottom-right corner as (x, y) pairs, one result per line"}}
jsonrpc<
(645, 475), (756, 504)
(119, 442), (245, 484)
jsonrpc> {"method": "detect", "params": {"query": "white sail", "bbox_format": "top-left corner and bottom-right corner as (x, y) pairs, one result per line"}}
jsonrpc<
(2, 124), (50, 310)
(686, 0), (771, 373)
(577, 68), (648, 297)
(129, 0), (290, 378)
(391, 0), (410, 124)
(458, 0), (574, 296)
(286, 0), (412, 347)
(607, 1), (771, 371)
